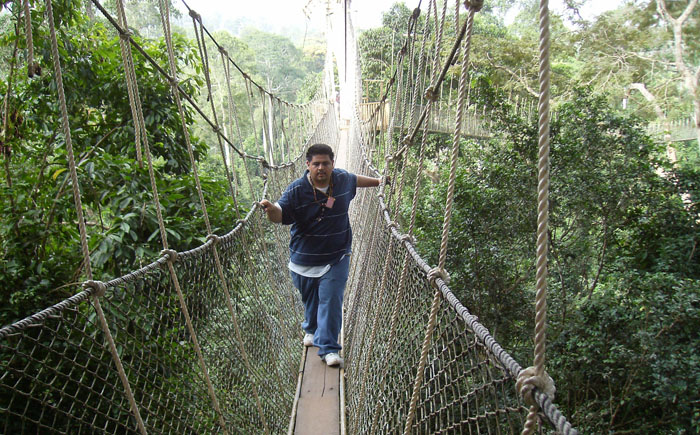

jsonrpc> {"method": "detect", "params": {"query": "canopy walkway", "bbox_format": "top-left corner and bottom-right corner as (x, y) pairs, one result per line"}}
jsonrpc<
(1, 0), (579, 433)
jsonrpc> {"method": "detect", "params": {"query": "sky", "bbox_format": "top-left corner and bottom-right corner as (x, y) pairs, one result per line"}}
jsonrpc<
(175, 0), (627, 34)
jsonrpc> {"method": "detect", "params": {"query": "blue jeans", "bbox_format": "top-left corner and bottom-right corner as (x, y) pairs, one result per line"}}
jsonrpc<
(290, 255), (350, 358)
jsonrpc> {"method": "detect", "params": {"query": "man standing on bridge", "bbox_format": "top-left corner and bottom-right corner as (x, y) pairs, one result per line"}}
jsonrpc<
(260, 143), (384, 367)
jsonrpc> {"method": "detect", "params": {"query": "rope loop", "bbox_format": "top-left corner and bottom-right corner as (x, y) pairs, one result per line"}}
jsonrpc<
(516, 367), (556, 408)
(218, 46), (228, 57)
(160, 249), (178, 263)
(424, 86), (439, 102)
(188, 9), (201, 21)
(465, 0), (484, 11)
(387, 221), (399, 231)
(27, 62), (41, 78)
(168, 75), (179, 87)
(376, 192), (384, 200)
(82, 280), (107, 297)
(411, 7), (421, 19)
(236, 219), (246, 226)
(399, 233), (416, 245)
(206, 234), (220, 246)
(427, 267), (450, 286)
(119, 29), (133, 40)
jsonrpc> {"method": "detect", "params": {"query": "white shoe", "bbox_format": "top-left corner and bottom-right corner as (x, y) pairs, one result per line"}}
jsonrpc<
(323, 352), (343, 367)
(303, 333), (314, 347)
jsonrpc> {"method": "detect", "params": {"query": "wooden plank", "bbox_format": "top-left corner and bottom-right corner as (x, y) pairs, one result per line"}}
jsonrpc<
(294, 346), (341, 435)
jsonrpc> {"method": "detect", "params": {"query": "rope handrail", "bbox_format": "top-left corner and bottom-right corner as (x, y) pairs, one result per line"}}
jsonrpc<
(1, 0), (581, 433)
(344, 0), (579, 433)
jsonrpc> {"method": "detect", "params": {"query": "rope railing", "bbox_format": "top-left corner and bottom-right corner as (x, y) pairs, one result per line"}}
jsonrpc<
(0, 0), (336, 431)
(1, 0), (582, 433)
(343, 0), (578, 433)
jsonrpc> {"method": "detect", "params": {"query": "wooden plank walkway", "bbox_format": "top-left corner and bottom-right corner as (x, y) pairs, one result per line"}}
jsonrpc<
(291, 346), (342, 435)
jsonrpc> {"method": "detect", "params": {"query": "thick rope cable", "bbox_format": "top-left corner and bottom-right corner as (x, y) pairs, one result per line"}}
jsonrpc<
(114, 0), (143, 166)
(44, 0), (146, 432)
(155, 9), (271, 430)
(109, 3), (228, 430)
(89, 0), (251, 161)
(22, 0), (36, 77)
(185, 16), (275, 432)
(364, 19), (432, 360)
(403, 3), (480, 433)
(190, 11), (241, 215)
(520, 0), (553, 433)
(388, 13), (469, 162)
(219, 50), (256, 205)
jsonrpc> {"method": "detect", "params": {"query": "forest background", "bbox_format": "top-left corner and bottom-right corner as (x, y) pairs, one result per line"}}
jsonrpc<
(0, 0), (698, 433)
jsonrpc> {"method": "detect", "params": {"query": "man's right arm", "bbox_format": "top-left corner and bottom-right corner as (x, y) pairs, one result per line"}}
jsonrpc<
(260, 199), (283, 223)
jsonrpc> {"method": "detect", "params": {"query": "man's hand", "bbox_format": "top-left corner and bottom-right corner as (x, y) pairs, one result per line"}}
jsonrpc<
(259, 199), (283, 223)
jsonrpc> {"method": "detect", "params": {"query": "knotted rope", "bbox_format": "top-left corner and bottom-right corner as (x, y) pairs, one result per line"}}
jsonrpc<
(403, 2), (479, 433)
(45, 0), (146, 432)
(114, 0), (143, 166)
(520, 0), (554, 432)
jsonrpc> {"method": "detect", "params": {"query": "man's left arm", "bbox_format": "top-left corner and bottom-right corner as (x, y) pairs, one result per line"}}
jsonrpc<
(356, 174), (386, 188)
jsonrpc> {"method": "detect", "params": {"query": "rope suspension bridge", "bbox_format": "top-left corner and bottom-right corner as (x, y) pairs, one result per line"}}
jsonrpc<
(1, 0), (580, 433)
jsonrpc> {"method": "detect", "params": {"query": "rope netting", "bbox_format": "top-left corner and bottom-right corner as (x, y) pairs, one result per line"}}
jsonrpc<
(1, 0), (581, 433)
(342, 0), (577, 433)
(1, 0), (337, 432)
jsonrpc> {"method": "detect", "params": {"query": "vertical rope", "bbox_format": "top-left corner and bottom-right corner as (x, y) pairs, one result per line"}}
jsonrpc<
(158, 4), (272, 433)
(105, 3), (229, 431)
(189, 12), (240, 214)
(45, 1), (146, 433)
(403, 3), (480, 433)
(114, 0), (142, 166)
(521, 0), (552, 432)
(23, 0), (35, 77)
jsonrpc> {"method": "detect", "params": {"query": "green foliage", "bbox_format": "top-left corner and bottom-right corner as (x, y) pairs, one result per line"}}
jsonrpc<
(0, 0), (232, 325)
(409, 81), (699, 432)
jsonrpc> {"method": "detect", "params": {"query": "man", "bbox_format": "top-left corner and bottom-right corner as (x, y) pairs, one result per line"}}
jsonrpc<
(260, 143), (384, 367)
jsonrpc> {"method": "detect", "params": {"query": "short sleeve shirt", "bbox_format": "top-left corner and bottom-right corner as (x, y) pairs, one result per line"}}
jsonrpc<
(277, 168), (357, 266)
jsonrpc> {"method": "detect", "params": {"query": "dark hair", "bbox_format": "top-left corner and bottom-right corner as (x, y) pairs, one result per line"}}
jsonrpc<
(306, 143), (334, 162)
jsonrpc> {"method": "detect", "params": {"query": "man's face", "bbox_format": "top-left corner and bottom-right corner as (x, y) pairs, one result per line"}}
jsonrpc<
(307, 154), (334, 186)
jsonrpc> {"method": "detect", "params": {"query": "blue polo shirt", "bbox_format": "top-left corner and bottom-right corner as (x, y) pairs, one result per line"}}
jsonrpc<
(277, 168), (357, 266)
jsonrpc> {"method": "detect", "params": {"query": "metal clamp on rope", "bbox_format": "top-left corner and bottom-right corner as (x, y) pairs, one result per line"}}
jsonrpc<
(424, 86), (439, 102)
(206, 234), (221, 246)
(218, 46), (228, 57)
(160, 249), (178, 264)
(189, 9), (201, 21)
(83, 280), (107, 298)
(465, 0), (484, 11)
(427, 267), (451, 287)
(516, 367), (556, 408)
